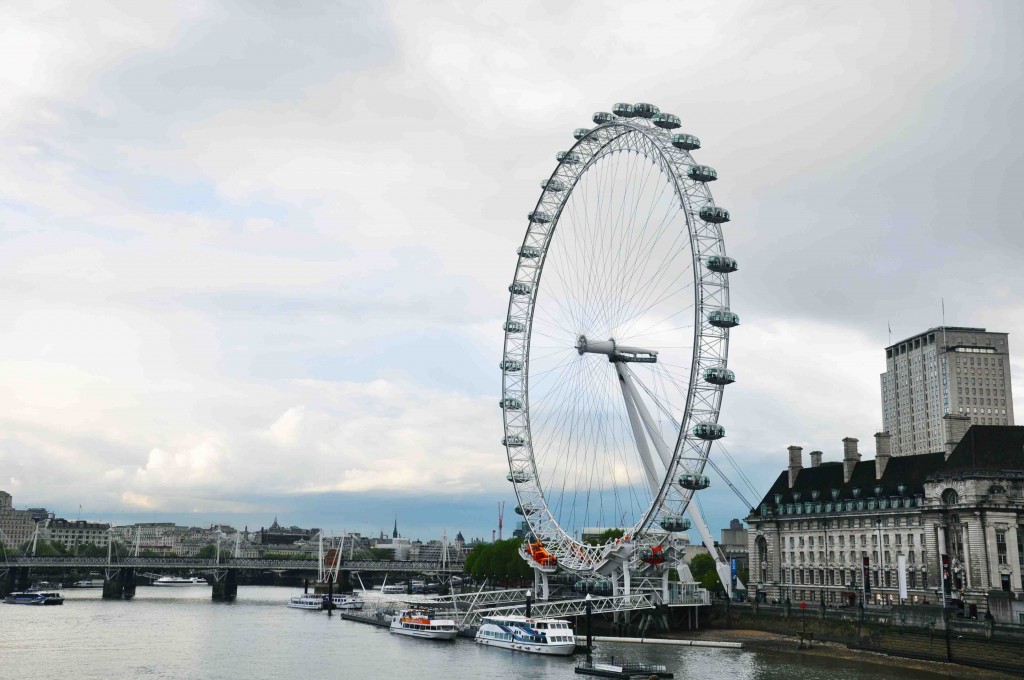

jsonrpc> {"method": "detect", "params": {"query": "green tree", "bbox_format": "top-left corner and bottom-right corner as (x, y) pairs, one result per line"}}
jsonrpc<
(586, 528), (625, 546)
(688, 553), (723, 595)
(196, 545), (218, 559)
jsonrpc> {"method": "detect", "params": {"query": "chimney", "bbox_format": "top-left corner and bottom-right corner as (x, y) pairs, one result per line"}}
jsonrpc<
(874, 431), (891, 479)
(943, 414), (971, 460)
(809, 451), (822, 468)
(842, 437), (860, 484)
(787, 445), (803, 488)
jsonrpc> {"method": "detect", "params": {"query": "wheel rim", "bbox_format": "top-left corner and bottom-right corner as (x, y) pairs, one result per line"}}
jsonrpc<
(501, 107), (734, 574)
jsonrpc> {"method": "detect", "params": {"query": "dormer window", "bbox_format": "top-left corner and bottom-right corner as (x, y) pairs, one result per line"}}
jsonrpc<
(851, 488), (861, 499)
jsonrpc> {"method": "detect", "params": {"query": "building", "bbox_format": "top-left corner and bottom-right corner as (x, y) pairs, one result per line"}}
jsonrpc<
(41, 518), (110, 548)
(746, 423), (1024, 615)
(720, 518), (749, 575)
(0, 491), (52, 549)
(258, 517), (319, 546)
(882, 326), (1014, 457)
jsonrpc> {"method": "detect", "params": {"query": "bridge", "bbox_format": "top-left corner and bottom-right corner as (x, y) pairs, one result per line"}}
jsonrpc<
(1, 554), (464, 601)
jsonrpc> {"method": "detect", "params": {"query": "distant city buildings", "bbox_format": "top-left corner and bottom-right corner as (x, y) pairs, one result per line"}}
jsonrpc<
(882, 326), (1014, 457)
(41, 518), (110, 548)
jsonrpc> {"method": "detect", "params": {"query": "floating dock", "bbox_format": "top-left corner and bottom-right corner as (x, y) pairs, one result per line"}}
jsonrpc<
(575, 659), (673, 678)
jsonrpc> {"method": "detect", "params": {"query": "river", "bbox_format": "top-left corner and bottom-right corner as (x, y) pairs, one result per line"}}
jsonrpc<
(1, 586), (953, 679)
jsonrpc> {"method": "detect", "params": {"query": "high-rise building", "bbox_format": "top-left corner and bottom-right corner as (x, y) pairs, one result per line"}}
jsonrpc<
(881, 326), (1014, 456)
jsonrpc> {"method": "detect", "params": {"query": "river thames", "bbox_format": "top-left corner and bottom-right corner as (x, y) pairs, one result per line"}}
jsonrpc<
(2, 587), (958, 679)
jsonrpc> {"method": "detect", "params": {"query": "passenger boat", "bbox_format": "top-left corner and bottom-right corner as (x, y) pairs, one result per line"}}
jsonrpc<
(72, 579), (104, 588)
(287, 594), (325, 610)
(475, 614), (576, 655)
(4, 591), (65, 605)
(380, 584), (406, 594)
(152, 576), (207, 586)
(389, 608), (458, 640)
(329, 594), (364, 610)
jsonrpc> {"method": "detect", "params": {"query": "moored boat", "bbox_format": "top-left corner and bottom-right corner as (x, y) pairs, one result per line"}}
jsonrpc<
(72, 579), (105, 588)
(389, 608), (458, 640)
(329, 594), (364, 610)
(380, 584), (406, 594)
(287, 594), (326, 610)
(4, 591), (65, 605)
(475, 614), (576, 655)
(152, 576), (207, 586)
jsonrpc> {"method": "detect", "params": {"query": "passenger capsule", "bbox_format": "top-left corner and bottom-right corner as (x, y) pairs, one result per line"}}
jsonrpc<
(592, 112), (614, 125)
(679, 473), (711, 490)
(509, 282), (532, 296)
(518, 245), (542, 258)
(503, 435), (525, 448)
(556, 151), (582, 165)
(659, 516), (691, 533)
(705, 256), (738, 273)
(541, 178), (566, 192)
(573, 127), (591, 140)
(699, 206), (730, 223)
(688, 165), (718, 182)
(639, 546), (666, 564)
(632, 102), (660, 118)
(671, 134), (701, 151)
(612, 103), (636, 117)
(500, 359), (523, 372)
(507, 470), (532, 483)
(708, 309), (740, 328)
(652, 112), (681, 129)
(692, 422), (725, 440)
(513, 504), (535, 516)
(528, 210), (552, 223)
(703, 367), (736, 385)
(503, 321), (525, 333)
(500, 397), (523, 410)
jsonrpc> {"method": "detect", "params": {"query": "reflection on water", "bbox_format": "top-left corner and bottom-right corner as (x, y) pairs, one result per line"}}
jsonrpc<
(1, 587), (950, 679)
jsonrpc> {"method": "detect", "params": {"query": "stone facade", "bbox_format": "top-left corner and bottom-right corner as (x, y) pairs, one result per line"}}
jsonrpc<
(0, 491), (52, 549)
(747, 426), (1024, 614)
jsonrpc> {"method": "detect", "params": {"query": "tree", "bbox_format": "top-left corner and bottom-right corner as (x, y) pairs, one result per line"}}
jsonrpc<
(586, 528), (625, 546)
(688, 553), (723, 595)
(196, 545), (218, 559)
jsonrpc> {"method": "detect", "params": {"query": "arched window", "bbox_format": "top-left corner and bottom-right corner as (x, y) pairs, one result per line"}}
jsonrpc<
(941, 489), (959, 506)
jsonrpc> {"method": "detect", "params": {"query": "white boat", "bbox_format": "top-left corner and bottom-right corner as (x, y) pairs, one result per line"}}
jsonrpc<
(72, 579), (104, 588)
(380, 584), (406, 594)
(475, 614), (576, 655)
(330, 594), (364, 610)
(288, 594), (325, 610)
(389, 608), (458, 640)
(152, 576), (207, 586)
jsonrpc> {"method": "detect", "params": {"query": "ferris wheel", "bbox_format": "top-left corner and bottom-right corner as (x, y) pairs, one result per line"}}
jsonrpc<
(500, 102), (739, 577)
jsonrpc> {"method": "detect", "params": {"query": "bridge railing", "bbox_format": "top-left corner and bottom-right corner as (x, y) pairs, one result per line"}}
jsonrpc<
(0, 555), (463, 573)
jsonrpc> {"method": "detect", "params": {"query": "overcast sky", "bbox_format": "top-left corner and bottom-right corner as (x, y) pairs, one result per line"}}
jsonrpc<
(1, 1), (1022, 541)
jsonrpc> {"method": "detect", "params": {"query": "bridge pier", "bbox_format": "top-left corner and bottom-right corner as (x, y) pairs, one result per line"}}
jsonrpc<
(1, 567), (28, 596)
(103, 568), (135, 600)
(212, 569), (237, 601)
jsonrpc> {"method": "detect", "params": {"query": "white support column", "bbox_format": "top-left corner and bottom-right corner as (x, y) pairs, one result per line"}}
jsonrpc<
(616, 365), (662, 495)
(617, 365), (673, 469)
(1006, 525), (1021, 593)
(688, 497), (733, 598)
(961, 523), (972, 589)
(533, 567), (550, 601)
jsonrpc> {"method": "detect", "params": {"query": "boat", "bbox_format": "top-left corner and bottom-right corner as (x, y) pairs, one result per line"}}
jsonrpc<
(287, 594), (325, 610)
(329, 594), (364, 610)
(72, 579), (105, 588)
(389, 608), (458, 640)
(380, 584), (406, 594)
(575, 659), (673, 678)
(152, 576), (207, 586)
(4, 591), (65, 605)
(475, 614), (576, 655)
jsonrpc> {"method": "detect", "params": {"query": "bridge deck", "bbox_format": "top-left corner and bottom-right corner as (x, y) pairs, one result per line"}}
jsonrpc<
(1, 556), (462, 573)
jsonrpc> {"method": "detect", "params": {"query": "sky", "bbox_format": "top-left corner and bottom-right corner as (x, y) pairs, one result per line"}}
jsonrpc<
(1, 1), (1023, 543)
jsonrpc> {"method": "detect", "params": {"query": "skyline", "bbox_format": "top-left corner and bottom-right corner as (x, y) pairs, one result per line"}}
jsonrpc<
(2, 1), (1024, 539)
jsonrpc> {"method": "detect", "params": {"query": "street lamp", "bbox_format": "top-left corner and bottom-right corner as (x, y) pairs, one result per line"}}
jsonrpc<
(525, 589), (532, 618)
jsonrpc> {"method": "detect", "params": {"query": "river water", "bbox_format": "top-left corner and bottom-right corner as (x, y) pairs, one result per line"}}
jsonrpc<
(2, 586), (953, 679)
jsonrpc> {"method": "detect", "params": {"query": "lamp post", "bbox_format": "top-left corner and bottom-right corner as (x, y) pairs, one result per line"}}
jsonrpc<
(525, 589), (532, 618)
(585, 594), (593, 652)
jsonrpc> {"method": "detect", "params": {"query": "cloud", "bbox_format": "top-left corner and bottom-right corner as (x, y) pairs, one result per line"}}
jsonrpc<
(1, 1), (1022, 538)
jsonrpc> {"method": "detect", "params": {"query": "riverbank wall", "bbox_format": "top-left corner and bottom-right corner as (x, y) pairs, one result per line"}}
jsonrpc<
(707, 601), (1024, 676)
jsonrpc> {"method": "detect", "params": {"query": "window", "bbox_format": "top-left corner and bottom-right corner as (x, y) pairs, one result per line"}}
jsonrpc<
(997, 531), (1008, 565)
